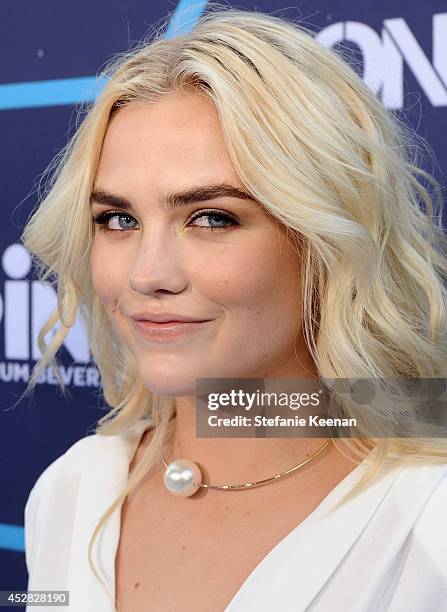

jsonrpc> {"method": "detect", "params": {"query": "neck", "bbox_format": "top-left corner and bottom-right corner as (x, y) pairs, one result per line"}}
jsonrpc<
(167, 359), (332, 489)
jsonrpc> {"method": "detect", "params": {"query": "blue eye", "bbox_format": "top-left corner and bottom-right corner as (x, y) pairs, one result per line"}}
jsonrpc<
(187, 210), (239, 231)
(91, 212), (138, 233)
(91, 209), (239, 233)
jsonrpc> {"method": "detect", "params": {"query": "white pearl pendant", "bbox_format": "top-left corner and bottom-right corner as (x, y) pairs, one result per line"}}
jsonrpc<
(163, 458), (202, 497)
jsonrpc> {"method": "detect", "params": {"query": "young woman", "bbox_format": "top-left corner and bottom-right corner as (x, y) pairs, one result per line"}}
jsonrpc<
(22, 7), (447, 612)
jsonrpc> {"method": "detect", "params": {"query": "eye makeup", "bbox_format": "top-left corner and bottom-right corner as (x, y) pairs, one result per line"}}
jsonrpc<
(91, 208), (241, 233)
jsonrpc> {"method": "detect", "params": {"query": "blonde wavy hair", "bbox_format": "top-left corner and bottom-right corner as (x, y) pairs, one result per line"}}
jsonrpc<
(20, 5), (447, 607)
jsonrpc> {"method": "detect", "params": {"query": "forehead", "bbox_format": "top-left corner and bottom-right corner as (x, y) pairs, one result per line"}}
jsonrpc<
(94, 93), (242, 194)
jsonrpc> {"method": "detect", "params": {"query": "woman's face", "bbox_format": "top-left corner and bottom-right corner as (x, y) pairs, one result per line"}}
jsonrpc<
(91, 92), (313, 396)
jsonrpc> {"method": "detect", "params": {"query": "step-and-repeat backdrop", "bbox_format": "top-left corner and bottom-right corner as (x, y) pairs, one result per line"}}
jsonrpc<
(1, 0), (446, 599)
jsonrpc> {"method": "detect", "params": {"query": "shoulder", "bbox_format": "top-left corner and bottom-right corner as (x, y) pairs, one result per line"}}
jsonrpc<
(24, 432), (118, 537)
(384, 459), (447, 519)
(408, 460), (447, 527)
(395, 459), (447, 503)
(382, 461), (447, 606)
(395, 461), (447, 567)
(26, 432), (119, 504)
(24, 421), (147, 519)
(23, 432), (109, 575)
(25, 418), (149, 506)
(24, 420), (149, 575)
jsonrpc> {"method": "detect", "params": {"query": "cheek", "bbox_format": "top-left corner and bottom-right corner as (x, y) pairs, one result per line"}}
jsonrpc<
(90, 239), (129, 305)
(202, 234), (302, 333)
(206, 235), (301, 308)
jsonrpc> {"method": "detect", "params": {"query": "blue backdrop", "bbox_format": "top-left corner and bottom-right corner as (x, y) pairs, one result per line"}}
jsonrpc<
(1, 0), (446, 600)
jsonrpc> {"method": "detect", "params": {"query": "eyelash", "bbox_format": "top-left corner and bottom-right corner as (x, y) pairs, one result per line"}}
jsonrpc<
(91, 209), (239, 234)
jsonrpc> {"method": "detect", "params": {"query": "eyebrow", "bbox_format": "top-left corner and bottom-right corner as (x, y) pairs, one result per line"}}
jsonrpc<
(90, 183), (254, 210)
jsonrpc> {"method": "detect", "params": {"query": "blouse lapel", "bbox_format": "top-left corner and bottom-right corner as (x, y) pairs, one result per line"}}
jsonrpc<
(67, 420), (148, 611)
(226, 457), (405, 611)
(67, 420), (437, 612)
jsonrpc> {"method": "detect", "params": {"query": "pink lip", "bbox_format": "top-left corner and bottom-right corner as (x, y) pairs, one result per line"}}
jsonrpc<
(131, 319), (211, 342)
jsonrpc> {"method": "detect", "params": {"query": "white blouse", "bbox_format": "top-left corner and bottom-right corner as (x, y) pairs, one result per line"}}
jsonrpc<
(24, 418), (447, 611)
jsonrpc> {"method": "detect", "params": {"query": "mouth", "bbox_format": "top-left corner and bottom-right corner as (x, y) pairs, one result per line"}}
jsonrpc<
(131, 319), (213, 342)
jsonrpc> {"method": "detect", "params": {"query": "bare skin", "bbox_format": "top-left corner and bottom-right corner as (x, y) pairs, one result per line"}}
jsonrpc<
(114, 428), (359, 612)
(90, 92), (361, 611)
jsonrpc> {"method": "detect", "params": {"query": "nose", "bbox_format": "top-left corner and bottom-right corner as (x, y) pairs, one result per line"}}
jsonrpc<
(129, 226), (188, 296)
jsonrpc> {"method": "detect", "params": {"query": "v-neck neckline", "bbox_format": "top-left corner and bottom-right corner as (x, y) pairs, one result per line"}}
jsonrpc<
(225, 448), (404, 610)
(71, 419), (403, 611)
(120, 420), (402, 611)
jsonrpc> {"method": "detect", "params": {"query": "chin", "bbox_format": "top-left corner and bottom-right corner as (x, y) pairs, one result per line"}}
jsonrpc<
(135, 358), (253, 397)
(138, 370), (197, 398)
